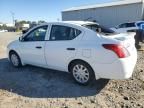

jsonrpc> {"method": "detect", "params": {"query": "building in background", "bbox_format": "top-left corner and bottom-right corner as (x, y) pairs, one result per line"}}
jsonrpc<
(62, 0), (144, 27)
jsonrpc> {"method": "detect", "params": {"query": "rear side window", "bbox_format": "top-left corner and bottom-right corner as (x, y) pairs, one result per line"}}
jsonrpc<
(50, 25), (81, 41)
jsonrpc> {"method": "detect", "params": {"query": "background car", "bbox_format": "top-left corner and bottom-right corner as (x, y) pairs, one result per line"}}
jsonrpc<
(111, 21), (144, 48)
(111, 21), (144, 33)
(7, 21), (137, 85)
(0, 29), (8, 32)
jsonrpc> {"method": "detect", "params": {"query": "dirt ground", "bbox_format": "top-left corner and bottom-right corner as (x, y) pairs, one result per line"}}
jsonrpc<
(0, 32), (144, 108)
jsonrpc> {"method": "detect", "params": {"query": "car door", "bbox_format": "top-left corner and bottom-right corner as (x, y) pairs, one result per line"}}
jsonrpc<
(19, 25), (48, 66)
(45, 24), (82, 71)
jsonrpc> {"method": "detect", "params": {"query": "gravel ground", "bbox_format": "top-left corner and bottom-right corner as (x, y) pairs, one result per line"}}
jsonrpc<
(0, 32), (144, 108)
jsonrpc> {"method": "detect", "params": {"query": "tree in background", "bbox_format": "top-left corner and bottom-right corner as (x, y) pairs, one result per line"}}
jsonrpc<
(0, 20), (46, 32)
(38, 20), (46, 24)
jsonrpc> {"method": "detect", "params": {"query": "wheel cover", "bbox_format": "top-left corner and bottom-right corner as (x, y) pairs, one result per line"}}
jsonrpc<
(72, 64), (90, 83)
(11, 54), (19, 66)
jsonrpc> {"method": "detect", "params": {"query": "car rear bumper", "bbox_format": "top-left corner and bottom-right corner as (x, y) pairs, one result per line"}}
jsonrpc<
(92, 49), (137, 80)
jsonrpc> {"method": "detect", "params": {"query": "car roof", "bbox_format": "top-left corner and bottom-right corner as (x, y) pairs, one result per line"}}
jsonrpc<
(40, 21), (98, 26)
(120, 21), (144, 24)
(63, 21), (98, 25)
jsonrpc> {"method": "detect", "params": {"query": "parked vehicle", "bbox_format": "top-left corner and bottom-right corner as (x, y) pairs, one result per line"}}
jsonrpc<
(7, 21), (137, 85)
(111, 21), (144, 33)
(0, 29), (8, 32)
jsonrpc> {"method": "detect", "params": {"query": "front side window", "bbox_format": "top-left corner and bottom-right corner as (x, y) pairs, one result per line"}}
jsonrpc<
(50, 25), (81, 41)
(24, 26), (48, 41)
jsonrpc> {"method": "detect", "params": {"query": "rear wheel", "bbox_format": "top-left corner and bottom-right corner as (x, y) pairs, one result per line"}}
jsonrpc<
(10, 52), (22, 67)
(70, 61), (95, 85)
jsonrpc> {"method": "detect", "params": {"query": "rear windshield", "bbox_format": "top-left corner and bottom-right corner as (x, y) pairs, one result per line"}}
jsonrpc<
(83, 24), (116, 36)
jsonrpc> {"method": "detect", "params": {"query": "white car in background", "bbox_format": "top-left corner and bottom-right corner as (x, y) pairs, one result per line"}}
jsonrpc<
(7, 21), (137, 85)
(111, 21), (144, 33)
(0, 29), (8, 32)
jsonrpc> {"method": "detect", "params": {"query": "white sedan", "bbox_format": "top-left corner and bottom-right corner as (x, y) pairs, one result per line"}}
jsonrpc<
(7, 21), (137, 85)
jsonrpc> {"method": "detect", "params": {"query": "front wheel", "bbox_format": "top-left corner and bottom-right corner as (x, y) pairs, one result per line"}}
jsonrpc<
(70, 61), (95, 85)
(10, 52), (22, 67)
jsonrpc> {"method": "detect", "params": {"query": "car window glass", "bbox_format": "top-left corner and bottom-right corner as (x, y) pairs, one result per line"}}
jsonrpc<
(126, 23), (135, 27)
(24, 26), (48, 41)
(119, 23), (135, 28)
(50, 25), (81, 41)
(118, 23), (126, 28)
(83, 24), (116, 36)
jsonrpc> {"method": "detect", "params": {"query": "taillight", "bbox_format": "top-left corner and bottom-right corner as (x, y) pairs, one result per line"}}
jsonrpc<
(102, 44), (130, 58)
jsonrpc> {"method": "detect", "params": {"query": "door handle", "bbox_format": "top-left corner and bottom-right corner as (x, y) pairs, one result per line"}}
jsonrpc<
(35, 46), (42, 49)
(66, 48), (75, 50)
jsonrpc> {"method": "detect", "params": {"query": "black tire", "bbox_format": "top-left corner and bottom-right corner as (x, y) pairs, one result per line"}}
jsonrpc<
(9, 52), (22, 67)
(70, 61), (95, 85)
